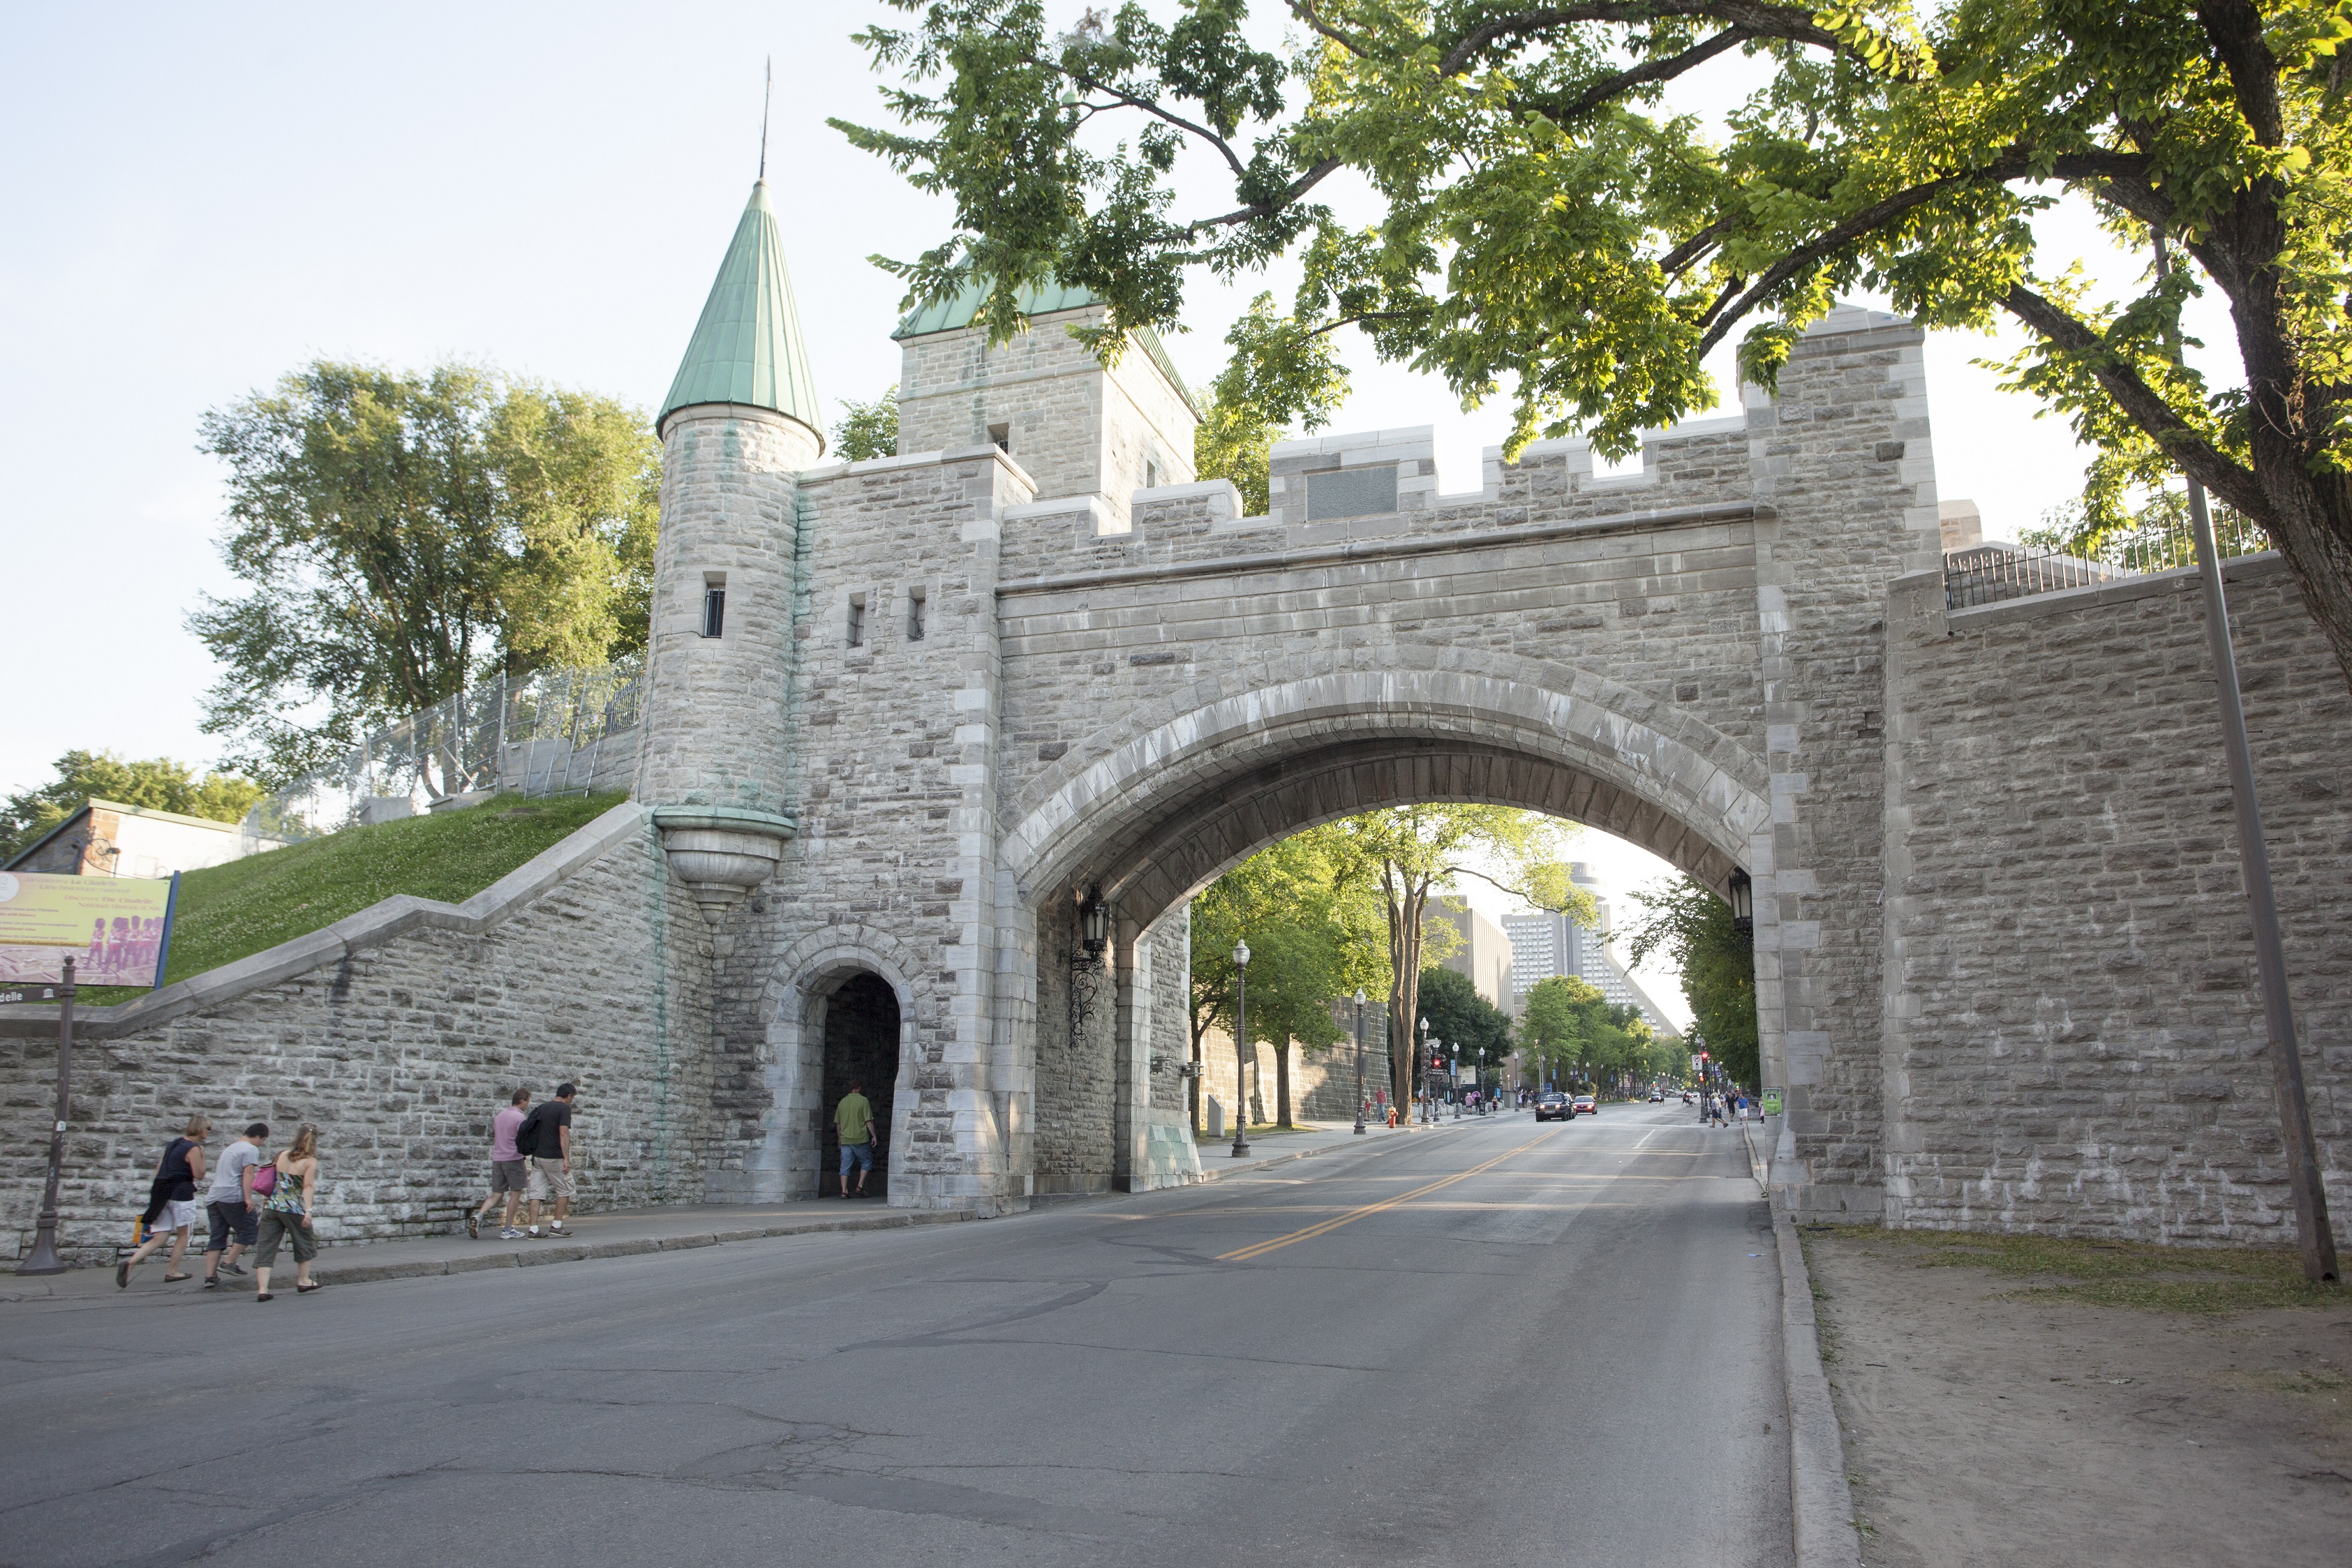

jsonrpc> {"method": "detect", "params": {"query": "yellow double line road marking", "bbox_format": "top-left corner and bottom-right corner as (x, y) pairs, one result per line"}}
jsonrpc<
(1217, 1130), (1560, 1262)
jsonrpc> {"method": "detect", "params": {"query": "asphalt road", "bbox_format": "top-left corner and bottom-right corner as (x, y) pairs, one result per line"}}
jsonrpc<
(0, 1103), (1790, 1567)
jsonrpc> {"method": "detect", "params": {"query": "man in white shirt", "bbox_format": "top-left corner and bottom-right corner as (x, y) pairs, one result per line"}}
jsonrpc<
(202, 1121), (268, 1288)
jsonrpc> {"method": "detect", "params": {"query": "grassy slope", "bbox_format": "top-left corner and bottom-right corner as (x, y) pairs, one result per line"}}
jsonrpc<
(82, 792), (630, 1007)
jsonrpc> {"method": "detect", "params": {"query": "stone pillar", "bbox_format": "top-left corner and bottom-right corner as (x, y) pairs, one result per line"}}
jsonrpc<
(634, 402), (819, 916)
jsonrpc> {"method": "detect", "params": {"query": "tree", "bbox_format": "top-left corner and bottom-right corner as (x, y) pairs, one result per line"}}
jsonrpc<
(1193, 293), (1350, 514)
(833, 387), (902, 461)
(847, 0), (2352, 693)
(0, 752), (262, 862)
(1321, 807), (1591, 1114)
(1626, 874), (1759, 1087)
(1520, 973), (1607, 1084)
(1414, 962), (1512, 1082)
(191, 361), (659, 785)
(1188, 828), (1371, 1126)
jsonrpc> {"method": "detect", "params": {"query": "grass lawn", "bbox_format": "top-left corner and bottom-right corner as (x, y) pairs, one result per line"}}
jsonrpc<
(80, 792), (629, 1006)
(1833, 1223), (2346, 1315)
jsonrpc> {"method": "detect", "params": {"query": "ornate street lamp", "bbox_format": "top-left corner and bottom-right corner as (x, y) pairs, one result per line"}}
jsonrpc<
(1079, 886), (1108, 954)
(1231, 941), (1251, 1157)
(1727, 867), (1753, 940)
(1352, 987), (1368, 1135)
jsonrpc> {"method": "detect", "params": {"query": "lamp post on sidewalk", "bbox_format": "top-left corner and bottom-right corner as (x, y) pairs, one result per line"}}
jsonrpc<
(1352, 987), (1368, 1135)
(1230, 941), (1251, 1158)
(17, 957), (75, 1276)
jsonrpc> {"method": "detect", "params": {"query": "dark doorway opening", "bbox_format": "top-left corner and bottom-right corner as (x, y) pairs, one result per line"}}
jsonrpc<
(819, 973), (899, 1198)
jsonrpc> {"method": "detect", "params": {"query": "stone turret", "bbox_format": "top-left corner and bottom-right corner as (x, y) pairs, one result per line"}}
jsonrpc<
(634, 179), (823, 918)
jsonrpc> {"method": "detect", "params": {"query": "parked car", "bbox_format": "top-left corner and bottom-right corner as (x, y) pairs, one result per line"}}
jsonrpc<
(1535, 1091), (1573, 1122)
(1572, 1093), (1598, 1116)
(1648, 1089), (1665, 1102)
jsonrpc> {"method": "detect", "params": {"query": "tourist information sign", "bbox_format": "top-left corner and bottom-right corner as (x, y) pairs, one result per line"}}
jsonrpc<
(0, 869), (180, 987)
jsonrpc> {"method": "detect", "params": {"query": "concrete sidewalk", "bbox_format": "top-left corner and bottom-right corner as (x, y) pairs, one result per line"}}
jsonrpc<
(5, 1114), (1472, 1304)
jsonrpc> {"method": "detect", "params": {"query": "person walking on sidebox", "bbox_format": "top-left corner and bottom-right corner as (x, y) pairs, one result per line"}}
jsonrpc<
(835, 1081), (875, 1198)
(119, 1116), (209, 1287)
(469, 1089), (531, 1240)
(519, 1084), (577, 1238)
(254, 1123), (322, 1301)
(202, 1121), (268, 1288)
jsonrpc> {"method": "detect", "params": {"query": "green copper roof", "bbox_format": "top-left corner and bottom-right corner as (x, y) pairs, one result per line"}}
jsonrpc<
(893, 276), (1203, 420)
(658, 181), (821, 442)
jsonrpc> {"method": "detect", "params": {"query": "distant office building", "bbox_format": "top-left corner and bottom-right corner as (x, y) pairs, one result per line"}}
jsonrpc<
(1425, 896), (1514, 1012)
(1503, 863), (1681, 1041)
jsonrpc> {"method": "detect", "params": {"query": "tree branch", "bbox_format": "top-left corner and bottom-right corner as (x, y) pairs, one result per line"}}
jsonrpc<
(1661, 211), (1742, 276)
(1515, 25), (1753, 125)
(1186, 156), (1345, 233)
(2197, 0), (2284, 144)
(1435, 2), (1840, 76)
(1285, 0), (1371, 57)
(1694, 149), (2167, 355)
(2000, 281), (2270, 522)
(1055, 58), (1251, 179)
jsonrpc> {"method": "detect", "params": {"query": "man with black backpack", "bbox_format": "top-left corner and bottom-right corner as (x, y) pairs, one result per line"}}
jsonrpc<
(516, 1083), (578, 1239)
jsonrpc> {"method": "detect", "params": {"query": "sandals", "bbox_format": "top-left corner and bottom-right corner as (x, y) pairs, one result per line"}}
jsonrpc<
(255, 1292), (274, 1302)
(163, 1274), (192, 1283)
(116, 1262), (131, 1289)
(295, 1283), (322, 1294)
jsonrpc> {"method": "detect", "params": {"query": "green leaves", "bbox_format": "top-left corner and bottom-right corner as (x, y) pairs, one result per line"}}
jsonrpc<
(1625, 874), (1757, 1086)
(0, 752), (264, 863)
(832, 386), (902, 462)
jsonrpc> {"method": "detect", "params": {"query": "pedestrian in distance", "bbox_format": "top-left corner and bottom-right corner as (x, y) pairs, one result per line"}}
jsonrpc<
(253, 1123), (322, 1301)
(469, 1089), (532, 1241)
(834, 1080), (875, 1198)
(119, 1115), (209, 1287)
(202, 1121), (268, 1288)
(518, 1083), (577, 1238)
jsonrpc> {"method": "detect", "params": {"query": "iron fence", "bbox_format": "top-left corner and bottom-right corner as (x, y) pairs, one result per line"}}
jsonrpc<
(1944, 511), (2275, 611)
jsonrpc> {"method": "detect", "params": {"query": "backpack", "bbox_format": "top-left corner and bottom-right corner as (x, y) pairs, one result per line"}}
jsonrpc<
(513, 1107), (543, 1160)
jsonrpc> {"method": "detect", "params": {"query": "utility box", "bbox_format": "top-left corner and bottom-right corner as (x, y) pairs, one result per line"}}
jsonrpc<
(1204, 1097), (1224, 1140)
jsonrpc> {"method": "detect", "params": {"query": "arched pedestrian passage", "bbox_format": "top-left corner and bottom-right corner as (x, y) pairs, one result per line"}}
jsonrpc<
(817, 972), (900, 1198)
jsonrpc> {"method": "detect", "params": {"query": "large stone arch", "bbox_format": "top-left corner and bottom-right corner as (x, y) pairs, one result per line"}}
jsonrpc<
(995, 659), (1780, 1201)
(1004, 658), (1773, 927)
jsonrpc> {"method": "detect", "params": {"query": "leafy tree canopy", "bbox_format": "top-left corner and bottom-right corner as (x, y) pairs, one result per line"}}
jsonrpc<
(192, 361), (659, 784)
(1414, 962), (1513, 1063)
(833, 386), (902, 461)
(844, 0), (2352, 689)
(1626, 873), (1758, 1085)
(1, 752), (262, 862)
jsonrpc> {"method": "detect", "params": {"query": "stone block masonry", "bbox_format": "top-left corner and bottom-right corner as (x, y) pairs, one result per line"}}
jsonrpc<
(0, 804), (715, 1264)
(1881, 555), (2352, 1241)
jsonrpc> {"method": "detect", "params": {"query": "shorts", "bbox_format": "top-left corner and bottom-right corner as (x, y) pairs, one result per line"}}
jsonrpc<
(151, 1198), (200, 1234)
(489, 1158), (528, 1194)
(528, 1156), (574, 1200)
(254, 1208), (316, 1268)
(839, 1140), (873, 1176)
(206, 1199), (258, 1251)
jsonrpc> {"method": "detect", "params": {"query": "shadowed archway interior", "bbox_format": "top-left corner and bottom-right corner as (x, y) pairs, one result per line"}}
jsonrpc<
(817, 973), (899, 1197)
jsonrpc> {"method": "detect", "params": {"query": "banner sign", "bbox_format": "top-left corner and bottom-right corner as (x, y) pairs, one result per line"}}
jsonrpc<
(1762, 1091), (1782, 1117)
(0, 871), (178, 987)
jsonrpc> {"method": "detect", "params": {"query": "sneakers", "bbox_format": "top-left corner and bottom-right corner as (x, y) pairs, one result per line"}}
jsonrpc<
(526, 1226), (542, 1239)
(548, 1221), (568, 1237)
(466, 1213), (479, 1241)
(221, 1261), (246, 1276)
(204, 1276), (219, 1290)
(498, 1227), (523, 1240)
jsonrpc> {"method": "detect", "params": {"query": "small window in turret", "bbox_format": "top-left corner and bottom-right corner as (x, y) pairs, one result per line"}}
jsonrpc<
(908, 586), (926, 642)
(848, 593), (866, 648)
(701, 574), (726, 638)
(988, 422), (1010, 453)
(1145, 458), (1160, 489)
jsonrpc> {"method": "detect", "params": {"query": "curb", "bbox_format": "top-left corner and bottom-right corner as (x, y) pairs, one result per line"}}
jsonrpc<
(1774, 1214), (1863, 1568)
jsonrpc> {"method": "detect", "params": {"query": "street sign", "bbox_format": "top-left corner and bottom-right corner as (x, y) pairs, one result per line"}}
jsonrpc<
(1689, 1054), (1702, 1073)
(1763, 1091), (1782, 1116)
(0, 985), (61, 1005)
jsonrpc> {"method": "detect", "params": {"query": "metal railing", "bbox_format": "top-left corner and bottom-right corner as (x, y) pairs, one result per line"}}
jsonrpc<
(239, 656), (643, 846)
(1944, 509), (2274, 611)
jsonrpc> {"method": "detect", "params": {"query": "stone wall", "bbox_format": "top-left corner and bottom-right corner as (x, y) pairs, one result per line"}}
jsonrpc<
(1881, 555), (2352, 1242)
(0, 804), (715, 1263)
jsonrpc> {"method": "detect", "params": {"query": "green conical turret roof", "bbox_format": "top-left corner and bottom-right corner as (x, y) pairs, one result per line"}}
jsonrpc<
(658, 181), (822, 444)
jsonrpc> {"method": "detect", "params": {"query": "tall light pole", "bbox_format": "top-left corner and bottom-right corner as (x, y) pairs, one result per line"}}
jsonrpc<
(1352, 987), (1369, 1135)
(1231, 941), (1251, 1158)
(17, 957), (75, 1276)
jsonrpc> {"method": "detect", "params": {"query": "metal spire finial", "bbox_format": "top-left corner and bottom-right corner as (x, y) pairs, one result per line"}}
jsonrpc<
(759, 57), (771, 180)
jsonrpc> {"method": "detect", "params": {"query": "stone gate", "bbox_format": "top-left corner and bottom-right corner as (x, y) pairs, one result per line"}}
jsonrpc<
(6, 179), (2344, 1255)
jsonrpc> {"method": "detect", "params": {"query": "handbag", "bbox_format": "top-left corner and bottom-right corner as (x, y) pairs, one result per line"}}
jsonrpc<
(249, 1158), (278, 1197)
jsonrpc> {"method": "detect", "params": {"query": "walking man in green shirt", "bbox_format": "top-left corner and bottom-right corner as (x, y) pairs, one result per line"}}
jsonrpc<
(835, 1081), (876, 1198)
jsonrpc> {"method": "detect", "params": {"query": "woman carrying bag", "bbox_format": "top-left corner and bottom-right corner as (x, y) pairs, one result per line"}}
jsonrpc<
(118, 1116), (209, 1288)
(252, 1123), (322, 1301)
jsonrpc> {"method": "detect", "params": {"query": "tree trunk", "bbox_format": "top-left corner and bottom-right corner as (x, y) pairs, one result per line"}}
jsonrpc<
(1385, 873), (1431, 1119)
(1275, 1036), (1293, 1127)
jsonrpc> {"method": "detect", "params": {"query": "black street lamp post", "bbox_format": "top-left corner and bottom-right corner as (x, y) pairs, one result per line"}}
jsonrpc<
(1352, 987), (1367, 1135)
(16, 957), (74, 1276)
(1231, 941), (1251, 1158)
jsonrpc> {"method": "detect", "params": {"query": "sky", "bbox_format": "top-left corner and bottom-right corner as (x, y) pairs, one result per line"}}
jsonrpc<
(1, 5), (2221, 1024)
